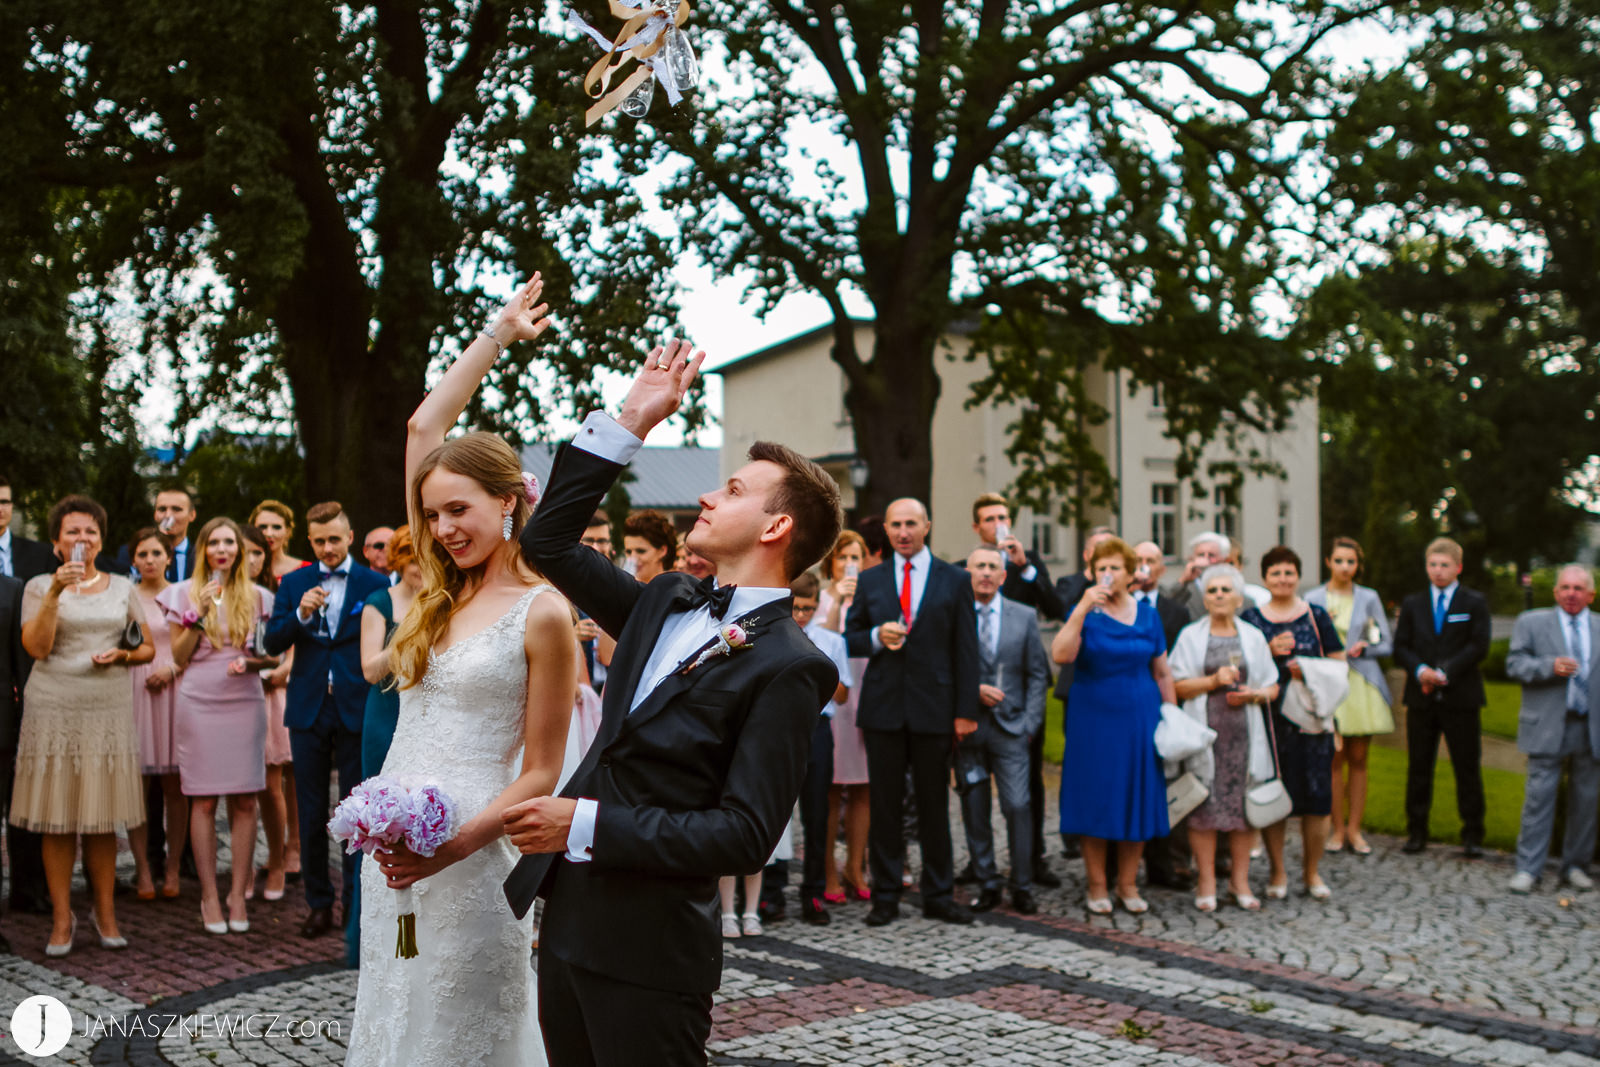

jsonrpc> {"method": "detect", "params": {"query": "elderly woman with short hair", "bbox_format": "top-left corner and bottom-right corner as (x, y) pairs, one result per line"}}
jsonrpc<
(1169, 565), (1280, 911)
(1053, 536), (1178, 915)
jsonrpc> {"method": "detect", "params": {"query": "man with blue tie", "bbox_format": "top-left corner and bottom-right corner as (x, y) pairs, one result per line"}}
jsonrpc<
(1392, 537), (1492, 857)
(263, 501), (388, 937)
(1506, 565), (1600, 893)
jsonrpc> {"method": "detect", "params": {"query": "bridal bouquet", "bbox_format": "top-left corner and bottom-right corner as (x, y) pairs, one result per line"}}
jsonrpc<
(328, 778), (459, 959)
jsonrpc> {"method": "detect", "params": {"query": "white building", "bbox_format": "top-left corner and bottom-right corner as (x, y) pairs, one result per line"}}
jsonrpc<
(713, 321), (1320, 575)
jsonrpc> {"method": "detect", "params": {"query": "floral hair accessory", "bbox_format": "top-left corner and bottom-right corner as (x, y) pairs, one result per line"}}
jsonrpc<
(520, 471), (541, 508)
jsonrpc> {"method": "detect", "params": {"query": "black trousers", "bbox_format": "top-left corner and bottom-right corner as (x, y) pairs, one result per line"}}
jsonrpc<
(863, 728), (954, 905)
(1405, 702), (1485, 844)
(539, 944), (712, 1067)
(1, 746), (46, 907)
(798, 714), (835, 900)
(288, 694), (363, 911)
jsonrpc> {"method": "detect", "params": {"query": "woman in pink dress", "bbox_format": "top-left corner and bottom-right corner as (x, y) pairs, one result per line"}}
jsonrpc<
(158, 517), (278, 935)
(250, 499), (304, 881)
(243, 525), (294, 900)
(817, 530), (871, 902)
(129, 527), (187, 899)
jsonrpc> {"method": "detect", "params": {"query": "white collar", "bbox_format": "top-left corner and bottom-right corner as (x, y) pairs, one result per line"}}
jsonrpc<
(723, 584), (788, 619)
(895, 546), (931, 570)
(974, 596), (1000, 613)
(1434, 581), (1458, 603)
(320, 557), (353, 577)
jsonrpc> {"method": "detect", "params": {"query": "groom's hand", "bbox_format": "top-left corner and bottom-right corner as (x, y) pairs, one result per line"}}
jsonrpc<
(503, 796), (578, 854)
(615, 339), (705, 440)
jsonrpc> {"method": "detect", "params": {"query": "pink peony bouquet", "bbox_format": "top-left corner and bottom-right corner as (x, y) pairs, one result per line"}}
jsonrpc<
(328, 777), (459, 958)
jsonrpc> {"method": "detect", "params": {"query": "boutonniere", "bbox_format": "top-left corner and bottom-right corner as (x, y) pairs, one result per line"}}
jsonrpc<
(679, 620), (754, 675)
(180, 608), (203, 630)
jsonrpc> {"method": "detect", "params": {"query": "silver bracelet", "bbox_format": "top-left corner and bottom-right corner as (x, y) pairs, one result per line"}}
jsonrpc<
(479, 327), (505, 356)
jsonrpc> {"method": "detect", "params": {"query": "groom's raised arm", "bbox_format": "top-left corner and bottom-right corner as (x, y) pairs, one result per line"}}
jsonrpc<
(520, 421), (645, 640)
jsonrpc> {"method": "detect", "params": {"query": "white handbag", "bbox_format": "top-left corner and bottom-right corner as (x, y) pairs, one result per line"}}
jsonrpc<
(1166, 772), (1209, 825)
(1154, 701), (1216, 762)
(1244, 705), (1293, 828)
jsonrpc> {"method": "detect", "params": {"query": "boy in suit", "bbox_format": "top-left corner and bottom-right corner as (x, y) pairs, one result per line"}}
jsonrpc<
(1391, 537), (1492, 856)
(263, 501), (389, 935)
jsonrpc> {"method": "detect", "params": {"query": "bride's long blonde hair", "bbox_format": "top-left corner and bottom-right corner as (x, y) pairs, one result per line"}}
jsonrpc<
(388, 433), (538, 689)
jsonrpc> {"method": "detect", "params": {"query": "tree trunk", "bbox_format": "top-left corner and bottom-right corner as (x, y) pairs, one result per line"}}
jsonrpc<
(843, 324), (942, 518)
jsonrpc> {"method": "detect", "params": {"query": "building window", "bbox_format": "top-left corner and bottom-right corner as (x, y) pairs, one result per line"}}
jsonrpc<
(1151, 484), (1177, 557)
(1150, 382), (1165, 408)
(1030, 517), (1054, 559)
(1214, 485), (1239, 540)
(1277, 499), (1290, 547)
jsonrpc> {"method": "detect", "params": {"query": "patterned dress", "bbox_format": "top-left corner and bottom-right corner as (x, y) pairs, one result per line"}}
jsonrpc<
(1240, 604), (1344, 817)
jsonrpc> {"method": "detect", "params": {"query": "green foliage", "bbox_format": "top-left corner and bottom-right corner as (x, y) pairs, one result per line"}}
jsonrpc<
(646, 0), (1366, 514)
(175, 434), (309, 541)
(1306, 0), (1600, 590)
(1360, 744), (1522, 852)
(7, 0), (684, 530)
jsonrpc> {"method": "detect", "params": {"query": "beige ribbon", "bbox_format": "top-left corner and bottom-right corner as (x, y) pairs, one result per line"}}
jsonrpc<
(579, 0), (692, 126)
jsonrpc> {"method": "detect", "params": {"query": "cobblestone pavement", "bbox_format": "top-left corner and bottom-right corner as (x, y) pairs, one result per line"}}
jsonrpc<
(3, 823), (1599, 1065)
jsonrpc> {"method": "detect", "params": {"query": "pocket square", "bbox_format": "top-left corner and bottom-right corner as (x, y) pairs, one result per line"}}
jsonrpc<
(1446, 613), (1471, 623)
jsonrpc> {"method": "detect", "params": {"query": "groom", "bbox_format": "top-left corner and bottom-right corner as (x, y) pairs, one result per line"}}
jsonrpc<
(502, 340), (843, 1066)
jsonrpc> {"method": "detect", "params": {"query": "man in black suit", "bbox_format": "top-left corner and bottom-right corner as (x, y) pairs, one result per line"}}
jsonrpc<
(1392, 536), (1492, 856)
(0, 477), (57, 913)
(970, 492), (1065, 887)
(501, 340), (841, 1067)
(113, 485), (199, 582)
(845, 497), (979, 927)
(1131, 540), (1195, 889)
(1052, 526), (1114, 859)
(0, 571), (29, 943)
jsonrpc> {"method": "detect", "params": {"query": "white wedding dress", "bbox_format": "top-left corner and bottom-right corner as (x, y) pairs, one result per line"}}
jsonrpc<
(347, 585), (583, 1067)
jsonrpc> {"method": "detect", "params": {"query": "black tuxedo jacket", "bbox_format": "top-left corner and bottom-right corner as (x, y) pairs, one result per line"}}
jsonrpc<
(0, 575), (28, 750)
(1392, 584), (1491, 710)
(844, 553), (979, 733)
(1050, 571), (1093, 698)
(1002, 548), (1065, 620)
(8, 536), (63, 584)
(1149, 591), (1189, 652)
(505, 443), (835, 995)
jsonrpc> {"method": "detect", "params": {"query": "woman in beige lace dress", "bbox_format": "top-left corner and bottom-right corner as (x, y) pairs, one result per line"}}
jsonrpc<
(13, 495), (153, 955)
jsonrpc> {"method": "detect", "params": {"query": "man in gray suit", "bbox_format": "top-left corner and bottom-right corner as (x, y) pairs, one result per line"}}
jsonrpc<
(957, 545), (1051, 914)
(1506, 564), (1600, 893)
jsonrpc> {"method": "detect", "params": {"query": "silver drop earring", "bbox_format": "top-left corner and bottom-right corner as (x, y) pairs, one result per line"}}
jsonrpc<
(502, 512), (513, 541)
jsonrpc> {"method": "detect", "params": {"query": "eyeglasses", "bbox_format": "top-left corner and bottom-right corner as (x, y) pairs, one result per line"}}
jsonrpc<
(0, 498), (12, 507)
(1204, 585), (1235, 595)
(581, 537), (612, 548)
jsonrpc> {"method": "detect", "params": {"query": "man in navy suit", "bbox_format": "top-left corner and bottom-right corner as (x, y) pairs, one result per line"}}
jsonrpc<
(1392, 536), (1492, 856)
(845, 497), (979, 927)
(263, 501), (388, 936)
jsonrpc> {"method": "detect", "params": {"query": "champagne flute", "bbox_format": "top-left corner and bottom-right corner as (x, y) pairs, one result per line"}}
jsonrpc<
(70, 542), (87, 593)
(994, 521), (1010, 547)
(1226, 649), (1243, 691)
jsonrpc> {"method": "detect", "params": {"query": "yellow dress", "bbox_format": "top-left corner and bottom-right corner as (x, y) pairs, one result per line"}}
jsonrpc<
(1325, 593), (1395, 737)
(11, 575), (148, 833)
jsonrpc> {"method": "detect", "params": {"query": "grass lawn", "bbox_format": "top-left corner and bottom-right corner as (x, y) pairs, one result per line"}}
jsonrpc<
(1481, 680), (1520, 740)
(1042, 693), (1524, 852)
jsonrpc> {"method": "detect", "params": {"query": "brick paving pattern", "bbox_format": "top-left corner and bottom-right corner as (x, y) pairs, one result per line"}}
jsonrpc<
(3, 820), (1599, 1065)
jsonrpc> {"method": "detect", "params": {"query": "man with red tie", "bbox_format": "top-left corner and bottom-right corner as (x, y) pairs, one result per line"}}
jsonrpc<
(845, 498), (980, 927)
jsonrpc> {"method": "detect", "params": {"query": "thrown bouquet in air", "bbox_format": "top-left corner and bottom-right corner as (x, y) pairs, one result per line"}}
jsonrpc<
(570, 0), (699, 124)
(328, 778), (458, 959)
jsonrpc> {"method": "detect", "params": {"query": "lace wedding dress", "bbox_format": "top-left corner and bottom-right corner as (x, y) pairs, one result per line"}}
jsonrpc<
(347, 585), (577, 1066)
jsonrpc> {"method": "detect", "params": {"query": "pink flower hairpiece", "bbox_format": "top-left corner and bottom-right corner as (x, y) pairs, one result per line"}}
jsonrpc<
(520, 471), (541, 508)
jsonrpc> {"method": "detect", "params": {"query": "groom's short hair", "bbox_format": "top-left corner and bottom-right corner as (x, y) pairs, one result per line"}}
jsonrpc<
(748, 442), (842, 581)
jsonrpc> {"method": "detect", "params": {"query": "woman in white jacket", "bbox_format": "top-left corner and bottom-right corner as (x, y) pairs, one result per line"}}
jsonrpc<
(1168, 565), (1280, 911)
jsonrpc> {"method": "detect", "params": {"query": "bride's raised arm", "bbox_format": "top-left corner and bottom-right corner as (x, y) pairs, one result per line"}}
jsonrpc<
(404, 274), (552, 523)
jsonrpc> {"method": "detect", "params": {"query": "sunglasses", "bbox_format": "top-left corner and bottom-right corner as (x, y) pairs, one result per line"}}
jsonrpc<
(1204, 585), (1236, 595)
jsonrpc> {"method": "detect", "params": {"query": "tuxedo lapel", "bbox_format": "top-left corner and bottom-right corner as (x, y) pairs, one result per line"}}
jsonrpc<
(621, 599), (793, 736)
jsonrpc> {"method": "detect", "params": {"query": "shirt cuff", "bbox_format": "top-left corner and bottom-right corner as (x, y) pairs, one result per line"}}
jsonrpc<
(1415, 665), (1429, 680)
(297, 608), (314, 624)
(1019, 564), (1037, 582)
(565, 798), (599, 863)
(870, 625), (884, 653)
(573, 412), (644, 466)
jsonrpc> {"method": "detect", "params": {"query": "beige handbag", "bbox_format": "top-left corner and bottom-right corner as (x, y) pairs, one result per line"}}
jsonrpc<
(1166, 772), (1209, 825)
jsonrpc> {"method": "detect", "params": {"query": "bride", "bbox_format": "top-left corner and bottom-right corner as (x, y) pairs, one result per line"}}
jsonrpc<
(346, 274), (577, 1066)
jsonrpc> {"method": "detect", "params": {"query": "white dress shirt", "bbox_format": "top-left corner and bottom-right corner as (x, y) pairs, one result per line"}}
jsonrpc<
(0, 529), (11, 578)
(298, 555), (353, 627)
(974, 597), (1002, 662)
(564, 411), (787, 863)
(871, 545), (931, 650)
(1562, 608), (1591, 714)
(1417, 580), (1461, 680)
(803, 621), (851, 716)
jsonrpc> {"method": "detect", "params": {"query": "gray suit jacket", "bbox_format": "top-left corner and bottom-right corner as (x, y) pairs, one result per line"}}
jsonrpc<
(974, 595), (1050, 737)
(1305, 583), (1393, 702)
(1506, 607), (1600, 759)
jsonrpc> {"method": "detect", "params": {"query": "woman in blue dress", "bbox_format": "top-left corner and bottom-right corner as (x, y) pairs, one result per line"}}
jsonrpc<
(1053, 537), (1178, 915)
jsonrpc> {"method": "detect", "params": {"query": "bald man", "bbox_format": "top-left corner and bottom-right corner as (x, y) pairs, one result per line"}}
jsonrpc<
(845, 498), (980, 927)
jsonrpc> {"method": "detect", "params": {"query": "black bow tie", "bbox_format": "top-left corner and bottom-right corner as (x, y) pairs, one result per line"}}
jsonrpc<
(683, 576), (737, 620)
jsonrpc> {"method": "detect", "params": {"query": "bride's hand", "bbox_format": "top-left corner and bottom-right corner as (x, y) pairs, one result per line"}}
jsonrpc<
(486, 274), (552, 350)
(376, 841), (452, 889)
